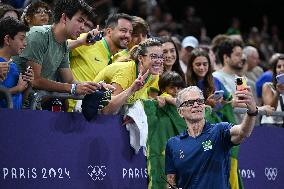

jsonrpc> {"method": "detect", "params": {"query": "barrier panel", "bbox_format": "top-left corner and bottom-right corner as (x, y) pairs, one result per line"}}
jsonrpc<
(238, 125), (284, 189)
(0, 109), (284, 188)
(0, 109), (147, 189)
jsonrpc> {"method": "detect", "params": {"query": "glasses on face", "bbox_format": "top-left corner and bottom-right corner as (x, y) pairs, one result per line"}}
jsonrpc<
(179, 98), (205, 108)
(35, 9), (51, 15)
(143, 53), (164, 61)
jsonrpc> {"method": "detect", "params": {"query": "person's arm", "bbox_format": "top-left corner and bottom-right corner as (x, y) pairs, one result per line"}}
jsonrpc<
(30, 61), (99, 95)
(101, 71), (149, 114)
(230, 87), (257, 144)
(0, 61), (10, 82)
(67, 26), (100, 50)
(262, 83), (278, 108)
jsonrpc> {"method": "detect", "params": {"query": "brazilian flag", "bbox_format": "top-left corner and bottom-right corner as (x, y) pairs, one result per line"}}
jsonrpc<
(143, 100), (187, 189)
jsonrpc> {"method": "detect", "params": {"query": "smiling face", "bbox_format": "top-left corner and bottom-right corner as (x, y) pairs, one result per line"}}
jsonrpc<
(8, 31), (27, 55)
(108, 18), (133, 49)
(192, 56), (209, 80)
(163, 42), (177, 70)
(139, 46), (164, 75)
(178, 89), (205, 122)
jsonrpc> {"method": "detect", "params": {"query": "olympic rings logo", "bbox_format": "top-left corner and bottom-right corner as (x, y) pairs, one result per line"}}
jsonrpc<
(264, 168), (277, 180)
(87, 165), (107, 181)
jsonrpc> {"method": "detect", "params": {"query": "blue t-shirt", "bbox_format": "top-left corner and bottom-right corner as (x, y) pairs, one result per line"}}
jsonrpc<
(255, 71), (273, 98)
(165, 122), (235, 189)
(0, 57), (22, 109)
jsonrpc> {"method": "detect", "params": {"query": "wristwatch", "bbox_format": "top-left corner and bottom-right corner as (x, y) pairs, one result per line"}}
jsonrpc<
(247, 106), (258, 116)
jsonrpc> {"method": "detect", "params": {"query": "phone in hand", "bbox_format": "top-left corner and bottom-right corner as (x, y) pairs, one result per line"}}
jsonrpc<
(235, 76), (247, 91)
(86, 31), (104, 44)
(213, 90), (224, 100)
(276, 73), (284, 84)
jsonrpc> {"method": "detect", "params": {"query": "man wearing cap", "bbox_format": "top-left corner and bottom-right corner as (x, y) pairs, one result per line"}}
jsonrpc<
(179, 36), (199, 79)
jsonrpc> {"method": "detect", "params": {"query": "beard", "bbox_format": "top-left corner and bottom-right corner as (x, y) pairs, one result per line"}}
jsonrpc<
(228, 60), (245, 71)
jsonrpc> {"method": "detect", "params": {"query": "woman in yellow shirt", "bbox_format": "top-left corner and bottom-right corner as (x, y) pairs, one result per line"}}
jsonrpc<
(94, 38), (164, 114)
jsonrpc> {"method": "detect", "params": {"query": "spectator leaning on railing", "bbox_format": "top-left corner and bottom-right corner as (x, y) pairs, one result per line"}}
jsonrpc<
(13, 0), (101, 110)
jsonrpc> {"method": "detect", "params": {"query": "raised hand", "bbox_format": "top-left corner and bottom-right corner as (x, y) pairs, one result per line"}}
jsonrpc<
(130, 69), (149, 93)
(234, 86), (257, 112)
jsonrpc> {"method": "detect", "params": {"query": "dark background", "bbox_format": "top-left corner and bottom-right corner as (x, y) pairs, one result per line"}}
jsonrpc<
(161, 0), (282, 39)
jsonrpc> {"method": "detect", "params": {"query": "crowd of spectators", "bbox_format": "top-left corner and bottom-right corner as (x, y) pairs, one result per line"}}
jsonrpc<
(0, 0), (284, 188)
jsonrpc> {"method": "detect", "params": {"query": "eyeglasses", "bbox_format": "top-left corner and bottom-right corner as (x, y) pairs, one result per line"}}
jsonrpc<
(179, 98), (205, 108)
(143, 53), (164, 61)
(35, 9), (51, 15)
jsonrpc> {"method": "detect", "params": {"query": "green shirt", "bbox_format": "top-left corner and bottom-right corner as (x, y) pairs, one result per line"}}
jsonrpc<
(14, 25), (69, 81)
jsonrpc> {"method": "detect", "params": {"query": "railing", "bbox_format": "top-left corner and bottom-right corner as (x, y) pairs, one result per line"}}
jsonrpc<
(30, 90), (84, 110)
(234, 107), (284, 117)
(0, 86), (13, 109)
(3, 89), (284, 118)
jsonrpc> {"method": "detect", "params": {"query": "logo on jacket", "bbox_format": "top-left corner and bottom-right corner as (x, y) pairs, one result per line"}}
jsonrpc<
(202, 140), (212, 151)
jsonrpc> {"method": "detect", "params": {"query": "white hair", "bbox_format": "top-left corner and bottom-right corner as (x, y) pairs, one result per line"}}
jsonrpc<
(176, 86), (204, 108)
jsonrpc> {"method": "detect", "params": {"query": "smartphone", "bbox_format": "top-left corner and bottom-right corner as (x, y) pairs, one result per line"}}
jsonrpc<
(235, 76), (247, 91)
(213, 90), (224, 100)
(276, 73), (284, 84)
(86, 31), (104, 44)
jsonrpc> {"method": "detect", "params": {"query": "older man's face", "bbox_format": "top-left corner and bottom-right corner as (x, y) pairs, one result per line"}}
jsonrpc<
(178, 90), (205, 122)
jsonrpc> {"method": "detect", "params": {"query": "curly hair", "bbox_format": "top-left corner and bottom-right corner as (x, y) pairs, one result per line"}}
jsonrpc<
(21, 1), (51, 26)
(129, 38), (162, 63)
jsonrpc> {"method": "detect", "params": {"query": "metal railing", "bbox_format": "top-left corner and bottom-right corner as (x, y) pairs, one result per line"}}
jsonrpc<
(0, 86), (13, 109)
(234, 107), (284, 117)
(30, 90), (84, 110)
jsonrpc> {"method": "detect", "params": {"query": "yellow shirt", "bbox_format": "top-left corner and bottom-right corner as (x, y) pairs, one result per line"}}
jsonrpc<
(68, 37), (111, 112)
(112, 49), (129, 63)
(69, 37), (111, 82)
(94, 60), (157, 104)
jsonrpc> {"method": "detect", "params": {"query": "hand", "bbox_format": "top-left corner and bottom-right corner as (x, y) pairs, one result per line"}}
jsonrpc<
(156, 96), (166, 107)
(130, 69), (149, 93)
(16, 73), (28, 92)
(99, 82), (116, 91)
(206, 93), (223, 108)
(258, 105), (275, 116)
(22, 66), (34, 84)
(234, 87), (257, 112)
(276, 83), (284, 94)
(76, 82), (100, 95)
(0, 60), (11, 81)
(80, 25), (101, 46)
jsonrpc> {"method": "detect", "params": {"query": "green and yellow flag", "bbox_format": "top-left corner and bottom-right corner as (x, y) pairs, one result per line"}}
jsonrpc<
(144, 100), (186, 189)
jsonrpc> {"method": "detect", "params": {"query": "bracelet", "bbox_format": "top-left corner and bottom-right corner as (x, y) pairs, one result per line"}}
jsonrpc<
(247, 106), (258, 116)
(71, 83), (77, 95)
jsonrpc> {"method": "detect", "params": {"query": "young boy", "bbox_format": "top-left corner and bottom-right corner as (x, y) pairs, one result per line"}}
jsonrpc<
(157, 71), (185, 106)
(0, 17), (33, 109)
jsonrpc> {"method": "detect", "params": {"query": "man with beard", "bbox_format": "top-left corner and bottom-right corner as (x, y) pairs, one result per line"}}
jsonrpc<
(67, 13), (133, 111)
(13, 0), (100, 101)
(213, 38), (246, 94)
